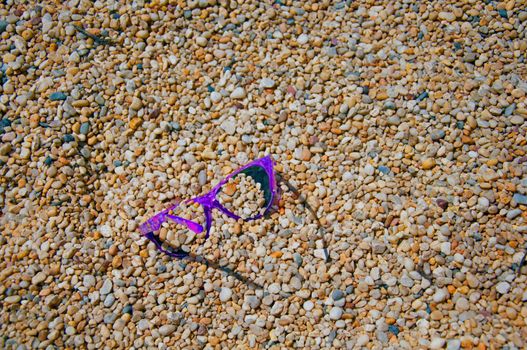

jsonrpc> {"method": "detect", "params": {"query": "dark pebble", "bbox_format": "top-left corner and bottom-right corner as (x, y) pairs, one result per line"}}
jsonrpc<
(504, 103), (516, 116)
(436, 198), (449, 210)
(456, 121), (464, 129)
(63, 134), (75, 143)
(44, 156), (53, 166)
(378, 165), (390, 174)
(331, 289), (344, 300)
(207, 85), (214, 92)
(0, 20), (7, 34)
(498, 9), (508, 19)
(80, 122), (90, 135)
(388, 325), (400, 335)
(123, 304), (133, 315)
(415, 91), (429, 101)
(49, 92), (67, 101)
(113, 160), (122, 167)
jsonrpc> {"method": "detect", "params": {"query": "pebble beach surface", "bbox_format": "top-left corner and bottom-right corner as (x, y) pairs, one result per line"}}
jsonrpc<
(1, 0), (527, 349)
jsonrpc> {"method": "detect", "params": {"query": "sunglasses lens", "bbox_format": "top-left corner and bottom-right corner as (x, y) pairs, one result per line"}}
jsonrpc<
(218, 165), (272, 219)
(157, 200), (206, 255)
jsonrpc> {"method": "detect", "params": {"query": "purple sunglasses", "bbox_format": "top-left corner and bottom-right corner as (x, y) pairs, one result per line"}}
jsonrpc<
(138, 155), (278, 258)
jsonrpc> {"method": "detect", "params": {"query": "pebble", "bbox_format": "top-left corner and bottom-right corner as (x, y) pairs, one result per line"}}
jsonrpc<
(210, 91), (222, 103)
(496, 281), (511, 294)
(230, 87), (246, 99)
(296, 34), (309, 45)
(159, 325), (176, 336)
(83, 275), (95, 288)
(506, 209), (522, 220)
(331, 290), (344, 301)
(430, 338), (446, 349)
(260, 78), (276, 89)
(512, 193), (527, 205)
(329, 307), (343, 320)
(219, 287), (232, 302)
(438, 12), (456, 22)
(447, 339), (462, 350)
(422, 158), (436, 170)
(49, 92), (68, 101)
(303, 300), (314, 311)
(100, 279), (113, 295)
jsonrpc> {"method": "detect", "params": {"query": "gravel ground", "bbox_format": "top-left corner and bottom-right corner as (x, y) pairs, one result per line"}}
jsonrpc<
(1, 0), (527, 349)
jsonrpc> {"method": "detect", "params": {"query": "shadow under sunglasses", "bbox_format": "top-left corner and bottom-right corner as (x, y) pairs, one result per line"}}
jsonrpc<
(159, 171), (330, 298)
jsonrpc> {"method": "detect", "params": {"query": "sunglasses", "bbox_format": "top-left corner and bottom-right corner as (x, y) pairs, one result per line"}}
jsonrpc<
(138, 155), (278, 258)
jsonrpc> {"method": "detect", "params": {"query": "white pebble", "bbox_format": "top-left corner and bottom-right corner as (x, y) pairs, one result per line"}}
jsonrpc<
(219, 287), (232, 302)
(495, 281), (510, 294)
(230, 87), (246, 99)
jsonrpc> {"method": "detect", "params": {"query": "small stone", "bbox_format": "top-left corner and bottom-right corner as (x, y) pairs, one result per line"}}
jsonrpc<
(430, 129), (446, 141)
(314, 248), (328, 260)
(422, 158), (436, 170)
(495, 281), (510, 294)
(130, 97), (143, 110)
(4, 295), (21, 304)
(83, 275), (96, 288)
(220, 117), (236, 135)
(297, 34), (309, 45)
(230, 87), (246, 99)
(447, 339), (461, 350)
(210, 91), (222, 103)
(32, 272), (47, 285)
(138, 319), (150, 331)
(356, 334), (369, 347)
(260, 78), (276, 89)
(511, 115), (524, 125)
(245, 295), (261, 309)
(129, 117), (142, 130)
(455, 297), (469, 312)
(436, 198), (448, 210)
(329, 307), (343, 320)
(433, 288), (448, 303)
(430, 338), (446, 349)
(219, 287), (232, 302)
(513, 193), (527, 205)
(440, 242), (451, 255)
(303, 300), (314, 311)
(364, 163), (374, 176)
(331, 290), (344, 301)
(195, 36), (208, 47)
(100, 279), (113, 295)
(506, 209), (522, 220)
(49, 92), (68, 101)
(439, 12), (456, 22)
(80, 122), (90, 135)
(159, 324), (176, 336)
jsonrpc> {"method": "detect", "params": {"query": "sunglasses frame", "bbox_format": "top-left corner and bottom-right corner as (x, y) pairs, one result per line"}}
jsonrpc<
(138, 155), (277, 258)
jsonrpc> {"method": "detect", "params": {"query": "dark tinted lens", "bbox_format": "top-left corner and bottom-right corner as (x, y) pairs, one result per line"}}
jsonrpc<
(217, 165), (271, 219)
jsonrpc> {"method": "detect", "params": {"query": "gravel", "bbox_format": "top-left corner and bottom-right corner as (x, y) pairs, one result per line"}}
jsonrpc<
(1, 1), (526, 349)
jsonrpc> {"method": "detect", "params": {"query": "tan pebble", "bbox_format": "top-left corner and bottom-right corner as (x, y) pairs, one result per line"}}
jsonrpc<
(422, 158), (436, 170)
(112, 255), (122, 268)
(72, 100), (90, 108)
(130, 117), (142, 130)
(209, 336), (220, 346)
(202, 150), (216, 160)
